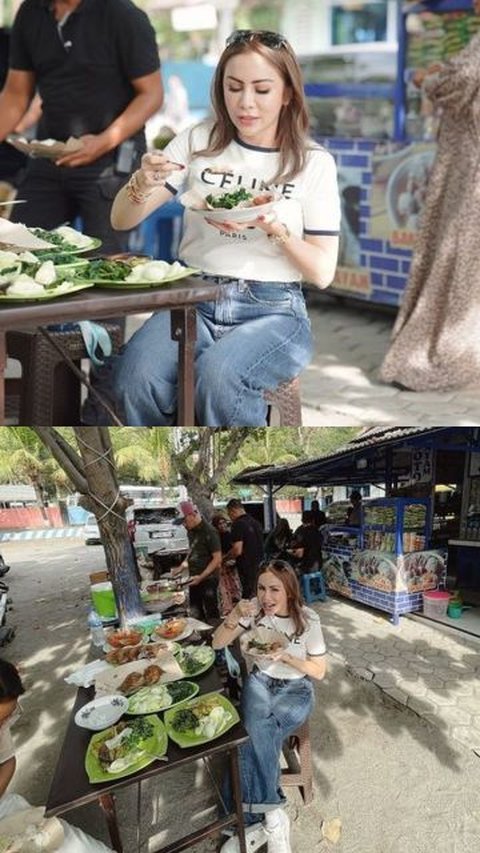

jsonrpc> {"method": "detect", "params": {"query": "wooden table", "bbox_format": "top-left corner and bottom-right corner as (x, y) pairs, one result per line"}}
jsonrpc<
(0, 276), (223, 425)
(45, 666), (248, 853)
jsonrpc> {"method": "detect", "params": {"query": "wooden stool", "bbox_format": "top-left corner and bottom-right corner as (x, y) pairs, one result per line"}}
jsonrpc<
(280, 719), (314, 804)
(7, 323), (123, 425)
(265, 376), (302, 426)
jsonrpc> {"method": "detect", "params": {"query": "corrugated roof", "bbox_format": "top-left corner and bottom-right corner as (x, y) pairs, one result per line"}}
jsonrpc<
(233, 427), (473, 488)
(0, 484), (36, 502)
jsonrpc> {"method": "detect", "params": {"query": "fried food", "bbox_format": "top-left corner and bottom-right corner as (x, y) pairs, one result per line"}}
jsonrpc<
(155, 618), (186, 639)
(143, 664), (162, 685)
(118, 671), (144, 696)
(106, 629), (143, 649)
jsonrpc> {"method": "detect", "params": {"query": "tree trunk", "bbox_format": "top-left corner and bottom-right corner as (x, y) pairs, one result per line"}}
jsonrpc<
(35, 426), (144, 626)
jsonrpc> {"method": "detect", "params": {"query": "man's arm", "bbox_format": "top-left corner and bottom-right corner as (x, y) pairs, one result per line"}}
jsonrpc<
(56, 70), (164, 167)
(0, 69), (36, 141)
(0, 756), (16, 797)
(188, 551), (222, 587)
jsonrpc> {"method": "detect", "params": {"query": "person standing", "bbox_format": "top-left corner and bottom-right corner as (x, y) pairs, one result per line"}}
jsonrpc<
(211, 513), (242, 617)
(380, 0), (480, 391)
(225, 499), (264, 598)
(172, 500), (222, 623)
(0, 0), (163, 253)
(345, 490), (362, 526)
(310, 499), (327, 528)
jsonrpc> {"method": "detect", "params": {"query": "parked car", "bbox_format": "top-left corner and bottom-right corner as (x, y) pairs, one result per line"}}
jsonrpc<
(83, 513), (101, 545)
(126, 505), (189, 556)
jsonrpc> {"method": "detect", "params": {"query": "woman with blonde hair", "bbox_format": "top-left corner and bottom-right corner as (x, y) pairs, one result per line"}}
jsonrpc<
(88, 30), (340, 426)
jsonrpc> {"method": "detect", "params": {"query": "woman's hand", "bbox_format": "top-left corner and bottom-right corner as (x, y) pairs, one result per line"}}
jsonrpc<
(204, 212), (283, 238)
(134, 152), (184, 193)
(231, 599), (258, 621)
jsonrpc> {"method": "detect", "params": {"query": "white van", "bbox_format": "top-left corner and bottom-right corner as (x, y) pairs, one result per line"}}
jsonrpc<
(127, 505), (189, 556)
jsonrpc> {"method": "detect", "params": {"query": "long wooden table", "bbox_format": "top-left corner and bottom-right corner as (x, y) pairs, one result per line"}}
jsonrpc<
(45, 665), (248, 853)
(0, 276), (223, 425)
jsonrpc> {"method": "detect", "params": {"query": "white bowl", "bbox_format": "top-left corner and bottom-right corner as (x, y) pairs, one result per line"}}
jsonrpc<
(180, 188), (281, 223)
(74, 694), (128, 731)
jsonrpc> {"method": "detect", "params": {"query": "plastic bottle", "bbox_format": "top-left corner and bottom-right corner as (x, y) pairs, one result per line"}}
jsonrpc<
(88, 609), (105, 647)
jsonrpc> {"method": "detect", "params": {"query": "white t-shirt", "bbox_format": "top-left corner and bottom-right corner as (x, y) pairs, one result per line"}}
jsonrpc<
(243, 606), (326, 680)
(163, 122), (341, 282)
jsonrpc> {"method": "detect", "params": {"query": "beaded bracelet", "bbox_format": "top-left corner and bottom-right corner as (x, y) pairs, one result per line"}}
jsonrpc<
(126, 171), (154, 205)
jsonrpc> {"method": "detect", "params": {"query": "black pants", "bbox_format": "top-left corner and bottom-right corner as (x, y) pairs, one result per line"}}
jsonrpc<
(11, 153), (142, 254)
(188, 577), (219, 624)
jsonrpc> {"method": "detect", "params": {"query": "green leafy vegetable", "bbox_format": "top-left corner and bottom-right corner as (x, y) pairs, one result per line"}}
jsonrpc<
(205, 188), (253, 209)
(171, 708), (199, 733)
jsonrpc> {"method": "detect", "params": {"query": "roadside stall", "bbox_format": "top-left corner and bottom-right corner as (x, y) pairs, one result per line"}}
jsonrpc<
(296, 0), (480, 306)
(233, 427), (480, 633)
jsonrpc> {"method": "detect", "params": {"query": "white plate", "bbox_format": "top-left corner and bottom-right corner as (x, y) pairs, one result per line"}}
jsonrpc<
(74, 694), (128, 730)
(180, 189), (280, 224)
(154, 621), (193, 642)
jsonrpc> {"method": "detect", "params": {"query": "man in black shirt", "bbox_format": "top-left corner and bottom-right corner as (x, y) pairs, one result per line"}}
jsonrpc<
(225, 498), (264, 598)
(0, 0), (163, 253)
(172, 500), (222, 624)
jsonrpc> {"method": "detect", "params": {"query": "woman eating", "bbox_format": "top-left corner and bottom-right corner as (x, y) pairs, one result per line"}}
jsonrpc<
(212, 559), (327, 852)
(87, 29), (340, 426)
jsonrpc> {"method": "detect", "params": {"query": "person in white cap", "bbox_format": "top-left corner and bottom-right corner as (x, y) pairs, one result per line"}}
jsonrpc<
(172, 500), (222, 623)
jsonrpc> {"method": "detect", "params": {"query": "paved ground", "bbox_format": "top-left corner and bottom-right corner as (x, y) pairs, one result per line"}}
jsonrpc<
(6, 292), (480, 426)
(2, 538), (480, 853)
(123, 293), (480, 427)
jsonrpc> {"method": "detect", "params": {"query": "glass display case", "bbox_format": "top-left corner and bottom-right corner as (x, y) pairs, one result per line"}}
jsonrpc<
(402, 2), (480, 141)
(362, 497), (429, 554)
(323, 496), (446, 623)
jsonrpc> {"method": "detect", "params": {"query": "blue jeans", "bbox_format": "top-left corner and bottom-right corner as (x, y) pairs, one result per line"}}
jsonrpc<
(224, 669), (314, 825)
(84, 277), (312, 426)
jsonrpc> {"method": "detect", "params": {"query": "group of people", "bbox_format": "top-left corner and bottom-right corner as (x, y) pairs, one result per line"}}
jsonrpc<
(170, 498), (264, 623)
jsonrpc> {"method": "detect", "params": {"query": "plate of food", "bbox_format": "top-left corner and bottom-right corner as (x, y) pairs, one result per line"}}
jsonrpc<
(85, 715), (167, 783)
(105, 628), (144, 649)
(180, 187), (280, 223)
(0, 278), (93, 302)
(7, 134), (83, 160)
(105, 640), (180, 666)
(141, 587), (186, 614)
(127, 679), (199, 715)
(154, 618), (192, 642)
(94, 652), (184, 697)
(29, 225), (102, 255)
(79, 258), (200, 288)
(240, 627), (288, 662)
(174, 644), (216, 678)
(164, 692), (239, 748)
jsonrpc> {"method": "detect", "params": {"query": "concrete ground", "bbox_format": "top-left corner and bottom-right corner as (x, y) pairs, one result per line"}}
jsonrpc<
(2, 538), (480, 853)
(122, 292), (480, 428)
(6, 291), (480, 427)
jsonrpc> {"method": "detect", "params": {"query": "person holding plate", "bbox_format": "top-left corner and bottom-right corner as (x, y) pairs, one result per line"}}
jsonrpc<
(0, 0), (163, 254)
(88, 29), (340, 426)
(212, 559), (327, 853)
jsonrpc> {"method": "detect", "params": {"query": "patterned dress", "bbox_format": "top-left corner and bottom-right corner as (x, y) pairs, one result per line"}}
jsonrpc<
(380, 32), (480, 391)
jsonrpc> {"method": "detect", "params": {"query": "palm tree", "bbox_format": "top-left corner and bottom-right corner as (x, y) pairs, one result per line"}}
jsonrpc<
(0, 426), (62, 521)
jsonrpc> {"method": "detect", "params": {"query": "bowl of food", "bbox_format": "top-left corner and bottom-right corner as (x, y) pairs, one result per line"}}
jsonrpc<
(105, 628), (143, 649)
(240, 626), (288, 666)
(154, 617), (189, 640)
(180, 187), (280, 223)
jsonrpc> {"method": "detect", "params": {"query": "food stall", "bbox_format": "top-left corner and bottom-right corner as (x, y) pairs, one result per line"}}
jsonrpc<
(294, 1), (480, 306)
(322, 495), (446, 624)
(233, 427), (480, 631)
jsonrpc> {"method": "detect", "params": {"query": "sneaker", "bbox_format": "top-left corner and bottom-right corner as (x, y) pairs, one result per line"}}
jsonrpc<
(265, 809), (291, 853)
(220, 823), (267, 852)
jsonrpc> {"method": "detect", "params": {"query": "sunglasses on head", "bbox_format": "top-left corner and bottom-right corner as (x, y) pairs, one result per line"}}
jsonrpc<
(226, 30), (289, 50)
